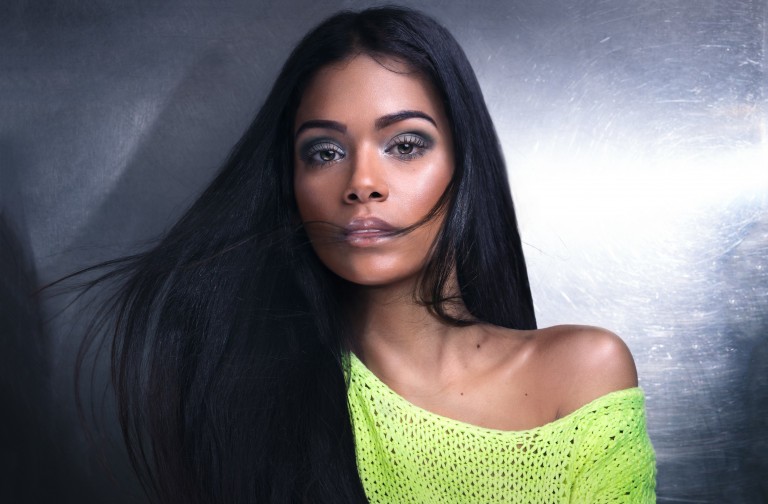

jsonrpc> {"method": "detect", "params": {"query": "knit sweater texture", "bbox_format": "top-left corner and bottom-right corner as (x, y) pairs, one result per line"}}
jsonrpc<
(347, 353), (656, 503)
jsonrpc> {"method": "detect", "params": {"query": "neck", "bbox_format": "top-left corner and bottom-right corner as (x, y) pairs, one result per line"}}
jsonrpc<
(347, 277), (481, 377)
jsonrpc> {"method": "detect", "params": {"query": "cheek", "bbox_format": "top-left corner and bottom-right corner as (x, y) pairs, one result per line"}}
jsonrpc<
(395, 157), (453, 213)
(294, 174), (329, 222)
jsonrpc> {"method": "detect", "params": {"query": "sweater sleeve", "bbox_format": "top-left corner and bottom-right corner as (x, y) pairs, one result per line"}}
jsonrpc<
(569, 389), (657, 503)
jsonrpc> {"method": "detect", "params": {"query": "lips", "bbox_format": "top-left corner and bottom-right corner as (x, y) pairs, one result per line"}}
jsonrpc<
(343, 217), (398, 245)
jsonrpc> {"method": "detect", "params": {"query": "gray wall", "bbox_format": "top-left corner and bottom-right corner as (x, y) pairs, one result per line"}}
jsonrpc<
(1, 0), (766, 502)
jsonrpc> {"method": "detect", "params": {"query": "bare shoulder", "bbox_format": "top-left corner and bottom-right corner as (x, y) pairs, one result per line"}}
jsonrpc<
(531, 325), (638, 418)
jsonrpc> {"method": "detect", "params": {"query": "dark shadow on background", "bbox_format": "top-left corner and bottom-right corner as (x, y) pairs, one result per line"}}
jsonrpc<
(62, 48), (270, 261)
(725, 217), (768, 502)
(23, 48), (254, 504)
(0, 212), (58, 502)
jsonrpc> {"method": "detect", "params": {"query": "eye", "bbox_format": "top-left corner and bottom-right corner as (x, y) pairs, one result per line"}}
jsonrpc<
(302, 141), (346, 166)
(396, 143), (414, 155)
(385, 133), (431, 160)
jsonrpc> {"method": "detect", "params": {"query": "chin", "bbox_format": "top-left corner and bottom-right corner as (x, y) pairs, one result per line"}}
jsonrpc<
(310, 240), (432, 290)
(335, 271), (419, 289)
(325, 262), (424, 290)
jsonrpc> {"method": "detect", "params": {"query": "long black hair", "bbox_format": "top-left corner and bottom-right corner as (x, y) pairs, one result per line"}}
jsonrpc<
(72, 6), (536, 503)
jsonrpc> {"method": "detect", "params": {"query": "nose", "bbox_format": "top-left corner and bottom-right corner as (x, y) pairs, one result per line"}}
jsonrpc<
(344, 147), (389, 204)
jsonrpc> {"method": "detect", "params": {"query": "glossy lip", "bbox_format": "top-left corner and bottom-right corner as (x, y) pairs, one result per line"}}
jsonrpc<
(343, 217), (398, 247)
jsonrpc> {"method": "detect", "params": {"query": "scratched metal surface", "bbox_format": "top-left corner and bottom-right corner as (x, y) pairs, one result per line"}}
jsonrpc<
(0, 0), (765, 502)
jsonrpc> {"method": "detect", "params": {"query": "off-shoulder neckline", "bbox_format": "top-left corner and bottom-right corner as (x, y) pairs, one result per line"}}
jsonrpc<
(348, 352), (644, 436)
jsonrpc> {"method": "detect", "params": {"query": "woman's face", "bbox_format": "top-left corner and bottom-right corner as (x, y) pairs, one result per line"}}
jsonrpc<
(293, 55), (454, 288)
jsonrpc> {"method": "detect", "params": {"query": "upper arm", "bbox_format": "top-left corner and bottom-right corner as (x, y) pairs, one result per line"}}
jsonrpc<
(536, 327), (655, 501)
(549, 325), (638, 418)
(569, 386), (657, 503)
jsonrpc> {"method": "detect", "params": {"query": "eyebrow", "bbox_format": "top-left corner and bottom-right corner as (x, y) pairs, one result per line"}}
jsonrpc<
(294, 119), (346, 138)
(375, 110), (437, 130)
(294, 109), (438, 138)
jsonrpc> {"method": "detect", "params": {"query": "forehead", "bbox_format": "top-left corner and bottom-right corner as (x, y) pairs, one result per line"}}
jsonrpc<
(294, 55), (447, 128)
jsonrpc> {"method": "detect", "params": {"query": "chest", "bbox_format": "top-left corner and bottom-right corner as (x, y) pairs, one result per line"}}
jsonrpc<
(373, 360), (561, 432)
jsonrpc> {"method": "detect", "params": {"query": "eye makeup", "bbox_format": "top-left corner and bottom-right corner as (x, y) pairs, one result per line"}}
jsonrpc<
(385, 131), (434, 160)
(299, 138), (346, 166)
(297, 129), (436, 166)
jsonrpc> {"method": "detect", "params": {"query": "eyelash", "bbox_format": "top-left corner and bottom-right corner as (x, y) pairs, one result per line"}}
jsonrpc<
(302, 141), (346, 166)
(385, 133), (431, 160)
(300, 133), (432, 166)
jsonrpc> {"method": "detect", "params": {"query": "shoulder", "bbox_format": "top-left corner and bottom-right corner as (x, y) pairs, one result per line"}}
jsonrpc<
(529, 325), (638, 418)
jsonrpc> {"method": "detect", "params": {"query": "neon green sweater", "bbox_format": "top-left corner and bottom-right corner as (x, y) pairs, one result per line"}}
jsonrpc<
(347, 353), (656, 503)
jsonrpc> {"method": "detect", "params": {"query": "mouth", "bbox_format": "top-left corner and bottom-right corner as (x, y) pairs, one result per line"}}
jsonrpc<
(343, 217), (398, 246)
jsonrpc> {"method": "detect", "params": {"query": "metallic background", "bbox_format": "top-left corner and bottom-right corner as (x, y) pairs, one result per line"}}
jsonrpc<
(1, 0), (766, 502)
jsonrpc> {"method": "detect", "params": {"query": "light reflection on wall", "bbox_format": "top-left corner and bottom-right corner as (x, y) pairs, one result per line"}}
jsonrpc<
(514, 150), (768, 501)
(467, 2), (768, 497)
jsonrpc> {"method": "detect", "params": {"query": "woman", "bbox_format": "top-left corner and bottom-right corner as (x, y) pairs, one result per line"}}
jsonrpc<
(77, 6), (656, 503)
